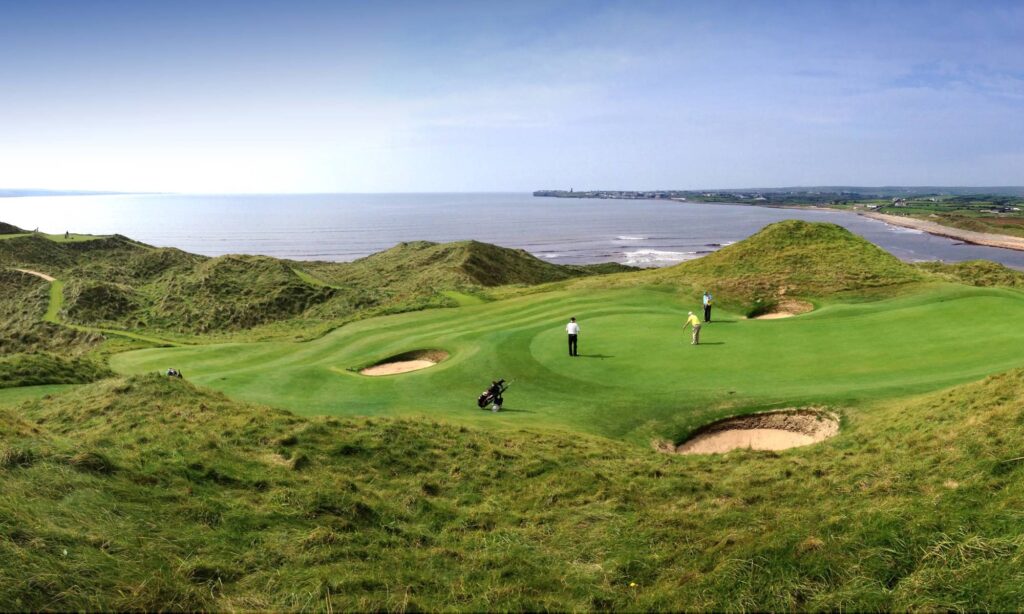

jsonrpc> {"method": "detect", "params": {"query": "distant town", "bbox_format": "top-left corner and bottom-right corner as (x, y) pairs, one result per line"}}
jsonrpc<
(533, 186), (1024, 205)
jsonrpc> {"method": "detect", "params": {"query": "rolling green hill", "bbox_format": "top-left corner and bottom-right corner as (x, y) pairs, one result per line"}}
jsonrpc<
(569, 221), (926, 314)
(5, 371), (1024, 610)
(7, 218), (1024, 609)
(0, 229), (631, 343)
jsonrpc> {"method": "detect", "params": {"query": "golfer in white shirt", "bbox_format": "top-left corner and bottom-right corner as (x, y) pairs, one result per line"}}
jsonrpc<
(566, 317), (580, 356)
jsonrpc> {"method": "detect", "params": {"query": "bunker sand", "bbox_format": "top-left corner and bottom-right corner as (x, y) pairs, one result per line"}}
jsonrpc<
(669, 408), (839, 454)
(359, 350), (449, 377)
(752, 299), (814, 320)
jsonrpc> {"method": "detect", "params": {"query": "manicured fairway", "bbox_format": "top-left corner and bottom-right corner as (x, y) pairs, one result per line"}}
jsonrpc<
(112, 283), (1024, 443)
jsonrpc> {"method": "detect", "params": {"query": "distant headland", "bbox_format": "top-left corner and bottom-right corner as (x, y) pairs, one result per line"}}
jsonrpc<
(534, 186), (1024, 251)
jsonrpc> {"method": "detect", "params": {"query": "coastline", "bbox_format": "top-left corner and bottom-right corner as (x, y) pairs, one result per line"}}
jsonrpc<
(857, 212), (1024, 252)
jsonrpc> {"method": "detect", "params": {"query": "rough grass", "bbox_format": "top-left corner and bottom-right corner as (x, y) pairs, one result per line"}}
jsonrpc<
(0, 353), (112, 388)
(916, 259), (1024, 288)
(0, 270), (103, 355)
(0, 227), (629, 343)
(4, 373), (1024, 610)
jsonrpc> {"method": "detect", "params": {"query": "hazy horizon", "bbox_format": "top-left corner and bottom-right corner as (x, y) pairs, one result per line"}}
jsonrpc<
(1, 0), (1022, 193)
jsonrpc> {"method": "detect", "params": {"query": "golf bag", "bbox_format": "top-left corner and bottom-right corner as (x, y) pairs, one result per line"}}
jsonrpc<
(477, 379), (508, 410)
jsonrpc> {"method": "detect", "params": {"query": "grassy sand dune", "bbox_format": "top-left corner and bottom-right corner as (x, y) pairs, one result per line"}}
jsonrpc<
(4, 372), (1024, 610)
(6, 219), (1024, 609)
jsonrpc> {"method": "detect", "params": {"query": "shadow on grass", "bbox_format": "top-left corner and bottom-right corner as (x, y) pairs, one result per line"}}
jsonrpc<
(576, 354), (615, 359)
(696, 342), (726, 345)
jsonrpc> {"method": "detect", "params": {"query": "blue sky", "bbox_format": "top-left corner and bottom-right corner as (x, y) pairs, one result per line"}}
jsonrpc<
(0, 0), (1021, 192)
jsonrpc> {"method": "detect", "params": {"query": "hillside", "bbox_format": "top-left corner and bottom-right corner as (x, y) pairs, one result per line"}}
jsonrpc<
(915, 259), (1024, 288)
(0, 222), (23, 235)
(5, 372), (1024, 610)
(305, 239), (633, 289)
(0, 228), (628, 340)
(568, 221), (926, 313)
(667, 220), (922, 302)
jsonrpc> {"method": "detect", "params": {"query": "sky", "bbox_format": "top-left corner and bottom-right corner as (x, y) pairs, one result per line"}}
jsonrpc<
(0, 0), (1021, 193)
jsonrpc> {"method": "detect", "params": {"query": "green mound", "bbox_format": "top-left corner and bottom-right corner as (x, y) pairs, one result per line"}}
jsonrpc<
(916, 259), (1024, 288)
(5, 372), (1024, 610)
(0, 353), (111, 388)
(150, 255), (337, 333)
(0, 269), (104, 355)
(0, 224), (631, 342)
(63, 280), (144, 326)
(0, 222), (23, 235)
(305, 239), (633, 289)
(653, 220), (924, 308)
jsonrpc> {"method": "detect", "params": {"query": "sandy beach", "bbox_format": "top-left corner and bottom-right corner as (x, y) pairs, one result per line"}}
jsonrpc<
(859, 212), (1024, 252)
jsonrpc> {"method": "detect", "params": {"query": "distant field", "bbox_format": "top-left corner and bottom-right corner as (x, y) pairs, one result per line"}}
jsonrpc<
(113, 283), (1024, 444)
(0, 232), (109, 243)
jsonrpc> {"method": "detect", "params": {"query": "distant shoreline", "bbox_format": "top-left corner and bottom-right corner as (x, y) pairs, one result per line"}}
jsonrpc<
(536, 191), (1024, 253)
(857, 212), (1024, 252)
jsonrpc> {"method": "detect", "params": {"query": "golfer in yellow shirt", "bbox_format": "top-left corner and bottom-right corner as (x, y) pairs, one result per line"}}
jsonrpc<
(683, 311), (702, 345)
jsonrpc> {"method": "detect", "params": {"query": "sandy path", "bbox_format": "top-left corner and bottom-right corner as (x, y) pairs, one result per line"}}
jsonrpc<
(14, 268), (55, 282)
(360, 359), (438, 376)
(860, 212), (1024, 252)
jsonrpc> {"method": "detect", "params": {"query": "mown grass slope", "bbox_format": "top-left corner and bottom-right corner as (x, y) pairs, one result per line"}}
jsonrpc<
(4, 373), (1024, 610)
(114, 283), (1024, 444)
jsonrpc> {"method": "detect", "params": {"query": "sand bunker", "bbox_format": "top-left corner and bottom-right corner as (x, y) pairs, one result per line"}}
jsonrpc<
(359, 350), (449, 376)
(752, 299), (814, 320)
(666, 408), (839, 455)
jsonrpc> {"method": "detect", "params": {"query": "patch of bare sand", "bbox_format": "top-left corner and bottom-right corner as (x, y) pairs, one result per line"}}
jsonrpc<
(665, 408), (839, 455)
(14, 268), (55, 282)
(361, 359), (438, 376)
(752, 299), (814, 320)
(359, 349), (449, 376)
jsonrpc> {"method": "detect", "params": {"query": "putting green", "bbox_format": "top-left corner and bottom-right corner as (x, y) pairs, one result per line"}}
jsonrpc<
(111, 283), (1024, 443)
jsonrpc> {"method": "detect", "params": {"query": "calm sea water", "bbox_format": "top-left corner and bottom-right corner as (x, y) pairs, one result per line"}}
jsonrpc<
(4, 192), (1024, 269)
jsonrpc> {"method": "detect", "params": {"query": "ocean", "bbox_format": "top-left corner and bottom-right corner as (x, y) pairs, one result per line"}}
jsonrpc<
(4, 192), (1024, 269)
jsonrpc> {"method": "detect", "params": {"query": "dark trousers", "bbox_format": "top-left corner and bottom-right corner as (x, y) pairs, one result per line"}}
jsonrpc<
(704, 304), (712, 322)
(568, 334), (578, 356)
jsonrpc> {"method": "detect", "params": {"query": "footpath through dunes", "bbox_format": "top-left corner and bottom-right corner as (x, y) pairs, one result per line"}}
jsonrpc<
(8, 371), (1024, 610)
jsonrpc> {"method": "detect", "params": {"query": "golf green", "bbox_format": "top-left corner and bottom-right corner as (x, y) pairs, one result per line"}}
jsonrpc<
(111, 283), (1024, 443)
